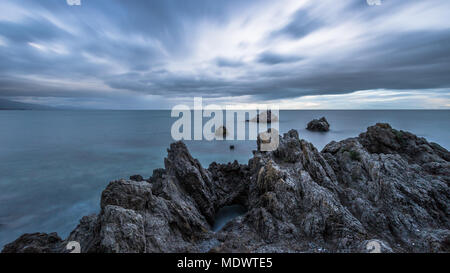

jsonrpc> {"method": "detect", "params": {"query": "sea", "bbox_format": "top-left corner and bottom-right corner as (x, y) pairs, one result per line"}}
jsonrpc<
(0, 110), (449, 249)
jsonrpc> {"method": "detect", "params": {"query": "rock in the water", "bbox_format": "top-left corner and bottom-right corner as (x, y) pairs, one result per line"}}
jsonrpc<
(215, 126), (228, 138)
(3, 123), (449, 253)
(229, 145), (235, 150)
(307, 117), (330, 132)
(248, 110), (279, 124)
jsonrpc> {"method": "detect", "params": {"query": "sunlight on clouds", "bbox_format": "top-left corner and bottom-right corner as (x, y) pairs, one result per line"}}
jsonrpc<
(191, 0), (306, 64)
(1, 0), (450, 109)
(39, 10), (81, 36)
(28, 42), (46, 51)
(271, 90), (450, 109)
(377, 1), (450, 32)
(0, 2), (30, 23)
(18, 74), (116, 94)
(188, 89), (450, 110)
(101, 31), (170, 58)
(167, 89), (450, 110)
(28, 42), (69, 55)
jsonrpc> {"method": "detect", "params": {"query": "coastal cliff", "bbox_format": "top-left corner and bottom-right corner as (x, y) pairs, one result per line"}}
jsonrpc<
(3, 123), (449, 253)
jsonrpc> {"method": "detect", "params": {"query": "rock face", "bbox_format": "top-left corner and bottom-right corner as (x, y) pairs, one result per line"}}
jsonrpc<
(3, 124), (449, 253)
(307, 117), (330, 132)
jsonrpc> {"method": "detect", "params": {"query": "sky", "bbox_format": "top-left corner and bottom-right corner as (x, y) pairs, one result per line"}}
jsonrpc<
(0, 0), (449, 109)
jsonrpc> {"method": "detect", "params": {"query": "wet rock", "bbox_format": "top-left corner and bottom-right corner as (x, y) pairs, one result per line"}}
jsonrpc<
(307, 117), (330, 132)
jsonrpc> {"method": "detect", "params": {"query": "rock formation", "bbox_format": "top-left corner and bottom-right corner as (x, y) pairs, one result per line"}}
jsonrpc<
(3, 123), (449, 253)
(307, 117), (330, 132)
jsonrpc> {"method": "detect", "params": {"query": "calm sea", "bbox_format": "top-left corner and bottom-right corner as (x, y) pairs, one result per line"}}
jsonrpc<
(0, 110), (449, 248)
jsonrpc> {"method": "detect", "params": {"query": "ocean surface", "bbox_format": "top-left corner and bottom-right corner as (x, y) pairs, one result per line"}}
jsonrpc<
(0, 110), (449, 248)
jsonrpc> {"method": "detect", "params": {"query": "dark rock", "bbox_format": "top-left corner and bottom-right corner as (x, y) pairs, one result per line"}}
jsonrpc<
(2, 233), (64, 253)
(3, 124), (449, 253)
(215, 126), (227, 138)
(248, 110), (279, 124)
(230, 145), (235, 150)
(307, 117), (330, 132)
(101, 179), (153, 211)
(130, 174), (144, 182)
(98, 205), (146, 253)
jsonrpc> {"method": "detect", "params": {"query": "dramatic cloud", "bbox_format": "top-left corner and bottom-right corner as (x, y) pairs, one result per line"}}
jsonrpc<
(0, 0), (449, 109)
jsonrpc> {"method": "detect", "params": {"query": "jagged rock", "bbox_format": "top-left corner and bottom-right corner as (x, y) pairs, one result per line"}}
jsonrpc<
(98, 205), (146, 253)
(66, 214), (98, 253)
(2, 232), (64, 253)
(101, 179), (153, 211)
(164, 141), (216, 224)
(130, 174), (144, 182)
(3, 123), (449, 253)
(307, 117), (330, 132)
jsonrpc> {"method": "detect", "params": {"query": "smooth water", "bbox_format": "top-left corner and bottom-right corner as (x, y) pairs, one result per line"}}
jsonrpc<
(212, 205), (247, 232)
(0, 110), (449, 248)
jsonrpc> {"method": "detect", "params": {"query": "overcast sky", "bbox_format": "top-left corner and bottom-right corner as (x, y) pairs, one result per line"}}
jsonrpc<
(0, 0), (449, 109)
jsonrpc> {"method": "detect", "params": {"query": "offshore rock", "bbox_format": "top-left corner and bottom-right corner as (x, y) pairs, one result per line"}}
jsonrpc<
(307, 117), (330, 132)
(248, 110), (279, 124)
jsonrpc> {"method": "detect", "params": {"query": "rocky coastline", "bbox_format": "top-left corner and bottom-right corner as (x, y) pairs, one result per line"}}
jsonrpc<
(2, 123), (449, 253)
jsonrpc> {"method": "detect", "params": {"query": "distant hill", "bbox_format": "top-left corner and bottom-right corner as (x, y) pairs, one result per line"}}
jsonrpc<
(0, 98), (54, 110)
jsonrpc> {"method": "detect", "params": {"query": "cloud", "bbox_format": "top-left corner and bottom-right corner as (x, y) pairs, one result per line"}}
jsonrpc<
(257, 51), (303, 65)
(0, 0), (449, 109)
(269, 7), (323, 39)
(215, 57), (245, 67)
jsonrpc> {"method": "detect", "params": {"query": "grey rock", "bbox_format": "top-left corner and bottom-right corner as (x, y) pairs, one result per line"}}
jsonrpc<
(307, 117), (330, 132)
(98, 205), (146, 253)
(2, 232), (64, 253)
(130, 174), (144, 182)
(3, 123), (449, 253)
(247, 110), (278, 124)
